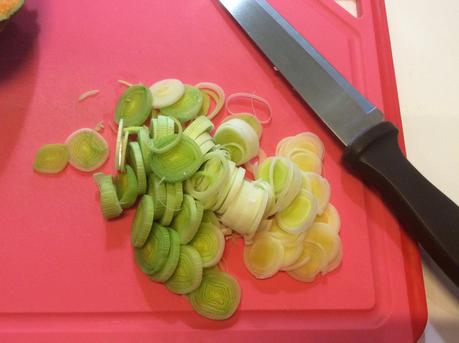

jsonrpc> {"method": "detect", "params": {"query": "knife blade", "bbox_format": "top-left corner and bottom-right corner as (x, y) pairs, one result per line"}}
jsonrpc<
(219, 0), (459, 286)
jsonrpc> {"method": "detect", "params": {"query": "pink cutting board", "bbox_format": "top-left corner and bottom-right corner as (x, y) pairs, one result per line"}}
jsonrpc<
(0, 0), (427, 342)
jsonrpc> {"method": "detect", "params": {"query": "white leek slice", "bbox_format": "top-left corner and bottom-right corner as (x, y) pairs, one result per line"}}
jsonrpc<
(150, 78), (185, 109)
(289, 149), (322, 174)
(243, 234), (284, 279)
(304, 223), (340, 266)
(216, 167), (245, 215)
(214, 118), (259, 165)
(268, 218), (305, 248)
(275, 189), (318, 234)
(303, 172), (331, 214)
(281, 242), (304, 269)
(314, 203), (340, 234)
(276, 132), (324, 160)
(322, 238), (342, 274)
(287, 241), (326, 282)
(219, 180), (268, 236)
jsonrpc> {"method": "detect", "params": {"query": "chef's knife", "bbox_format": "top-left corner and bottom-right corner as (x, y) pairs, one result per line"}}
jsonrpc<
(219, 0), (459, 286)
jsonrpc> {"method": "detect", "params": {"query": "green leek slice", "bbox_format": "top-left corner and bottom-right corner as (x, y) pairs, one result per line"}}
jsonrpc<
(166, 245), (203, 294)
(115, 119), (124, 171)
(65, 128), (109, 172)
(33, 144), (69, 174)
(137, 126), (153, 174)
(189, 222), (225, 267)
(93, 173), (123, 220)
(160, 85), (203, 123)
(148, 174), (166, 220)
(150, 135), (203, 182)
(201, 210), (220, 227)
(135, 223), (171, 275)
(183, 115), (214, 140)
(130, 194), (154, 248)
(171, 194), (204, 244)
(115, 85), (153, 127)
(188, 268), (241, 320)
(115, 164), (138, 209)
(127, 141), (147, 195)
(243, 234), (284, 279)
(149, 228), (181, 282)
(160, 182), (178, 226)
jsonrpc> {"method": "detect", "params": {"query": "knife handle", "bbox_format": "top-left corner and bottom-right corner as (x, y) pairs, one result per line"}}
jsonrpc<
(343, 121), (459, 287)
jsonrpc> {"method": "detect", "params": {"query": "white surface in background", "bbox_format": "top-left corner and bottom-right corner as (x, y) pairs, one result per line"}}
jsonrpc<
(384, 1), (459, 342)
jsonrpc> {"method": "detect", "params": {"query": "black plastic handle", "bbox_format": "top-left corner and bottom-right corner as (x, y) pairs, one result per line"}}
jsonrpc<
(343, 121), (459, 287)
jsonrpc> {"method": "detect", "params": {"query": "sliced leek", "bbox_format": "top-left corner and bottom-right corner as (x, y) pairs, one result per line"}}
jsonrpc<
(130, 194), (154, 248)
(244, 234), (284, 279)
(33, 144), (69, 174)
(149, 228), (181, 283)
(150, 78), (185, 109)
(166, 245), (203, 294)
(148, 173), (166, 220)
(214, 118), (259, 165)
(137, 126), (153, 174)
(303, 172), (331, 214)
(127, 141), (147, 194)
(65, 128), (109, 172)
(183, 115), (214, 140)
(160, 85), (203, 123)
(171, 194), (204, 244)
(275, 189), (318, 234)
(304, 223), (341, 266)
(150, 135), (203, 182)
(314, 203), (341, 234)
(135, 223), (171, 275)
(93, 173), (123, 220)
(190, 222), (225, 267)
(287, 241), (326, 282)
(115, 164), (138, 209)
(115, 84), (153, 127)
(188, 267), (241, 320)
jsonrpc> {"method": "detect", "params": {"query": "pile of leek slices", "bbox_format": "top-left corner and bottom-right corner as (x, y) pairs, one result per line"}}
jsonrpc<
(92, 78), (341, 320)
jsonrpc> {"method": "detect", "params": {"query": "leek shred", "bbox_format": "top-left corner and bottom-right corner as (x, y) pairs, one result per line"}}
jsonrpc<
(148, 174), (167, 220)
